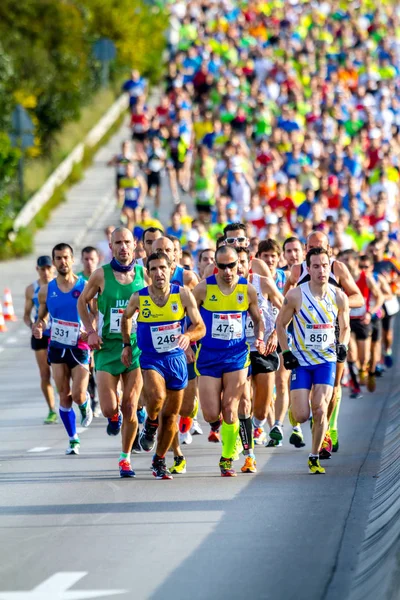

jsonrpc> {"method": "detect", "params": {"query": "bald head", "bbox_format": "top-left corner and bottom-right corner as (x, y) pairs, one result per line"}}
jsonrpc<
(111, 227), (135, 264)
(152, 236), (175, 263)
(306, 231), (329, 252)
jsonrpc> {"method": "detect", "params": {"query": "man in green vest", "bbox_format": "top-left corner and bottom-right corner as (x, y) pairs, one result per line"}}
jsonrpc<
(78, 227), (149, 478)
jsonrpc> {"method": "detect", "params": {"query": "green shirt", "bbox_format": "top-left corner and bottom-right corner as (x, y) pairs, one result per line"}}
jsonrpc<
(77, 271), (89, 282)
(97, 264), (145, 342)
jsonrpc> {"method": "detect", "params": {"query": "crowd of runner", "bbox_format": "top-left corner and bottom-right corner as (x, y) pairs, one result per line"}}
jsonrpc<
(24, 0), (400, 478)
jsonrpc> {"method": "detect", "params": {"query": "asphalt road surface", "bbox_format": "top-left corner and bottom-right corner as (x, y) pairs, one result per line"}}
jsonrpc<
(0, 328), (395, 600)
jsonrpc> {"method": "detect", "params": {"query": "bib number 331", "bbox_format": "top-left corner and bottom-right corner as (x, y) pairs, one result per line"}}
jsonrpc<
(212, 313), (242, 340)
(51, 318), (79, 346)
(151, 322), (181, 353)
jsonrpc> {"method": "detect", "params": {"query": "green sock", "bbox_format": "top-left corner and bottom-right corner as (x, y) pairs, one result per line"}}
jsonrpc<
(329, 388), (342, 433)
(221, 420), (240, 459)
(120, 452), (129, 461)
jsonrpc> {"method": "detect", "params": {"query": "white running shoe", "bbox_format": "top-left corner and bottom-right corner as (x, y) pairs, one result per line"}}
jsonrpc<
(179, 430), (193, 445)
(66, 439), (80, 455)
(190, 418), (203, 435)
(80, 394), (93, 428)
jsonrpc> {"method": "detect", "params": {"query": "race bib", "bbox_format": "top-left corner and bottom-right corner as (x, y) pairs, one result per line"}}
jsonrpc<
(212, 313), (243, 341)
(304, 323), (335, 350)
(151, 322), (181, 353)
(384, 296), (400, 316)
(148, 158), (162, 172)
(51, 318), (79, 346)
(110, 308), (138, 334)
(245, 315), (255, 339)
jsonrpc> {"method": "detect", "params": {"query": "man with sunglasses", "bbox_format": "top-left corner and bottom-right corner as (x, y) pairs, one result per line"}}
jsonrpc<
(193, 246), (264, 477)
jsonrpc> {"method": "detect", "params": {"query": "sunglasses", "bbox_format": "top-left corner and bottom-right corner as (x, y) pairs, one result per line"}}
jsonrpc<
(216, 261), (237, 270)
(225, 236), (247, 244)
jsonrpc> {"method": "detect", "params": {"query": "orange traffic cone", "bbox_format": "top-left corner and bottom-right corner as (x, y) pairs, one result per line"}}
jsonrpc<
(0, 301), (7, 332)
(3, 288), (17, 321)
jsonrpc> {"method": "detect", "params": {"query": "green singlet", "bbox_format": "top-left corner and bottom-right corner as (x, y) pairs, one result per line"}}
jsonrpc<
(77, 271), (89, 282)
(94, 263), (145, 375)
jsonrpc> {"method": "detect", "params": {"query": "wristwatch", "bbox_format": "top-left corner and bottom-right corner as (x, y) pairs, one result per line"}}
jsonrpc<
(122, 342), (131, 348)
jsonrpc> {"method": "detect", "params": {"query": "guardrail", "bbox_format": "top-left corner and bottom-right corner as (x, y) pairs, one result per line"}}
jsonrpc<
(13, 93), (129, 232)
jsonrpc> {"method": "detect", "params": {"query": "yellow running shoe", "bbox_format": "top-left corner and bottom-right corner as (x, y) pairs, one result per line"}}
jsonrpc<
(241, 455), (257, 473)
(359, 369), (367, 386)
(170, 456), (187, 474)
(308, 456), (325, 474)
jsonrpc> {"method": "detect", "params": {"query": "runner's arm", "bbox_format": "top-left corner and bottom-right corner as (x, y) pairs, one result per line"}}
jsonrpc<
(121, 292), (140, 345)
(250, 257), (272, 278)
(334, 261), (365, 308)
(337, 291), (351, 346)
(260, 276), (283, 309)
(378, 274), (393, 302)
(283, 263), (300, 296)
(78, 269), (103, 334)
(248, 283), (265, 351)
(32, 285), (49, 338)
(202, 263), (215, 278)
(183, 269), (200, 290)
(192, 280), (207, 307)
(179, 287), (206, 349)
(23, 284), (34, 329)
(367, 275), (384, 315)
(276, 290), (297, 353)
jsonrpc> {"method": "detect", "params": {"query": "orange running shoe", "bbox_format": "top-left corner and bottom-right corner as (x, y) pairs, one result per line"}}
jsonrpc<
(241, 455), (257, 473)
(208, 429), (221, 443)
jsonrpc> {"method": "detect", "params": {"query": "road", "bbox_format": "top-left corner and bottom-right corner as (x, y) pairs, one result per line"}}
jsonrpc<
(0, 117), (395, 599)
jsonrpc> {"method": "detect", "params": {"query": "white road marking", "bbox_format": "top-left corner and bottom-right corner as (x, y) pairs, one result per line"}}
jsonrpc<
(27, 447), (51, 453)
(0, 571), (127, 599)
(5, 337), (17, 345)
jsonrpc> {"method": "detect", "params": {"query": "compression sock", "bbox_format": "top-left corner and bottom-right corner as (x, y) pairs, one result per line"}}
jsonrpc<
(221, 420), (240, 460)
(210, 418), (222, 432)
(329, 388), (342, 432)
(239, 414), (254, 456)
(59, 405), (76, 438)
(347, 362), (359, 388)
(179, 417), (193, 433)
(252, 416), (266, 429)
(120, 452), (130, 461)
(190, 397), (199, 419)
(78, 398), (89, 417)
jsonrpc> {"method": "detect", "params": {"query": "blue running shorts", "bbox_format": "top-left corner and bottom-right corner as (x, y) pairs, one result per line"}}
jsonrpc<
(195, 344), (250, 378)
(140, 352), (188, 391)
(290, 362), (336, 391)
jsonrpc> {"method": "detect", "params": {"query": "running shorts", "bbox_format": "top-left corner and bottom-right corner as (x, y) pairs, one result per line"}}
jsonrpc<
(140, 352), (188, 391)
(31, 334), (50, 351)
(94, 339), (140, 376)
(147, 172), (161, 189)
(123, 199), (139, 211)
(290, 362), (336, 391)
(249, 351), (279, 376)
(195, 344), (250, 378)
(382, 313), (394, 333)
(48, 346), (90, 369)
(350, 318), (372, 340)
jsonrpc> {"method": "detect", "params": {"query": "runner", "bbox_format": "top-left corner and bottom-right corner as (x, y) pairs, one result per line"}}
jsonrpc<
(145, 136), (166, 218)
(77, 246), (100, 416)
(236, 247), (282, 473)
(276, 248), (350, 474)
(78, 228), (149, 477)
(119, 163), (147, 229)
(23, 256), (57, 424)
(193, 245), (265, 477)
(138, 227), (164, 269)
(284, 230), (364, 455)
(339, 250), (383, 396)
(32, 243), (93, 455)
(121, 250), (205, 479)
(198, 248), (215, 279)
(108, 140), (135, 199)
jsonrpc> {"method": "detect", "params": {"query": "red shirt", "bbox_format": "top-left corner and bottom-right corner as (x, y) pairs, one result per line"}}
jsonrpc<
(268, 195), (296, 223)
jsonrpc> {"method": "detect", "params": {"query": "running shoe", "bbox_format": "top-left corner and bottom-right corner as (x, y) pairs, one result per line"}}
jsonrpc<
(367, 373), (376, 393)
(241, 455), (257, 473)
(139, 419), (158, 452)
(289, 429), (306, 448)
(330, 429), (339, 453)
(190, 418), (203, 435)
(265, 438), (282, 448)
(119, 459), (136, 478)
(131, 431), (141, 454)
(179, 416), (192, 434)
(208, 429), (220, 443)
(269, 424), (284, 442)
(359, 369), (367, 386)
(152, 456), (173, 480)
(79, 397), (93, 428)
(44, 410), (58, 424)
(179, 430), (193, 445)
(137, 406), (146, 424)
(308, 456), (325, 474)
(107, 410), (122, 436)
(66, 439), (80, 455)
(170, 456), (187, 474)
(350, 387), (363, 399)
(219, 457), (237, 477)
(253, 427), (266, 445)
(319, 432), (332, 460)
(384, 352), (393, 368)
(375, 364), (385, 377)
